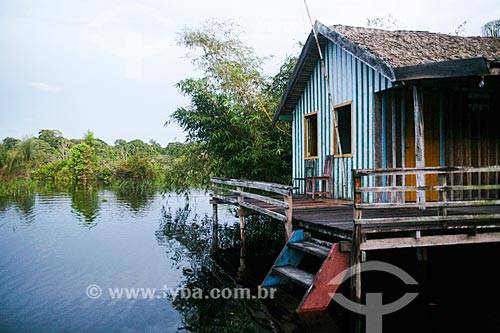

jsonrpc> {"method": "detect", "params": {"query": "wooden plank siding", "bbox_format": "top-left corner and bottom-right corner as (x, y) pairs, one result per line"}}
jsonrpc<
(292, 41), (392, 200)
(373, 87), (500, 202)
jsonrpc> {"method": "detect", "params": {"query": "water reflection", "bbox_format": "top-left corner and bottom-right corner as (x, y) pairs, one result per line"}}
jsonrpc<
(115, 188), (155, 213)
(0, 194), (36, 229)
(0, 185), (159, 228)
(70, 188), (100, 227)
(156, 195), (285, 332)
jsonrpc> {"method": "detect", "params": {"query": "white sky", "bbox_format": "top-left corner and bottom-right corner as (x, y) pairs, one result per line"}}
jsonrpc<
(1, 0), (498, 146)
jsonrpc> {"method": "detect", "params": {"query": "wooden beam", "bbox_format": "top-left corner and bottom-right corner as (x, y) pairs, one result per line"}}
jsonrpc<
(354, 165), (500, 177)
(356, 184), (500, 193)
(394, 57), (490, 81)
(212, 194), (288, 222)
(356, 213), (500, 225)
(360, 232), (500, 250)
(356, 199), (500, 210)
(211, 177), (292, 196)
(413, 85), (426, 207)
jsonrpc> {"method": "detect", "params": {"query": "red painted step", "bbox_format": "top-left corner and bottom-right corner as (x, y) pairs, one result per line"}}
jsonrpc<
(297, 242), (350, 313)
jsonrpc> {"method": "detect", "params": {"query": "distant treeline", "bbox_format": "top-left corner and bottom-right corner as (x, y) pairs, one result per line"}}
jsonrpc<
(0, 129), (195, 195)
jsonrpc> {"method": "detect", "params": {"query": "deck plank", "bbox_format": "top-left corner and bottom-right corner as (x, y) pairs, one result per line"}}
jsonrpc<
(216, 195), (500, 242)
(273, 266), (315, 287)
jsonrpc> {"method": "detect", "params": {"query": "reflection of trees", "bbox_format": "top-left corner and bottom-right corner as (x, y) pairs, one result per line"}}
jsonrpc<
(155, 196), (284, 332)
(0, 194), (36, 227)
(70, 188), (100, 227)
(115, 189), (154, 213)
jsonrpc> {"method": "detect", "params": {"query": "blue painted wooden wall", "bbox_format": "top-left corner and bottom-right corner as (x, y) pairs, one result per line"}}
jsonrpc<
(292, 41), (392, 200)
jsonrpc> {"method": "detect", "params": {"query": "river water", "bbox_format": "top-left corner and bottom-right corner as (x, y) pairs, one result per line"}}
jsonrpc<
(0, 189), (282, 332)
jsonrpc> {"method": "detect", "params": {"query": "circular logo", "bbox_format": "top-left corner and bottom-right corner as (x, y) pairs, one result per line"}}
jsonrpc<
(86, 284), (102, 299)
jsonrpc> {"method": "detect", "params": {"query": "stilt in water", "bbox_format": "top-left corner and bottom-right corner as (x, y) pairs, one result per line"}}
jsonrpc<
(237, 207), (247, 274)
(210, 199), (219, 253)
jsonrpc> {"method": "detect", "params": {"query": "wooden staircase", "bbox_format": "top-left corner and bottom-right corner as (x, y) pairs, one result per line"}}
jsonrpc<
(262, 230), (350, 330)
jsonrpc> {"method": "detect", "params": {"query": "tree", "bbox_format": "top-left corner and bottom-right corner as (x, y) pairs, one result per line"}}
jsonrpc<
(170, 19), (294, 185)
(83, 130), (96, 147)
(114, 154), (157, 183)
(482, 19), (500, 37)
(2, 137), (20, 150)
(38, 129), (63, 150)
(67, 143), (97, 185)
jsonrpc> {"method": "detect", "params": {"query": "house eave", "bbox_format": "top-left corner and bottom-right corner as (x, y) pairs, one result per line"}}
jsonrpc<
(273, 21), (396, 125)
(393, 57), (492, 82)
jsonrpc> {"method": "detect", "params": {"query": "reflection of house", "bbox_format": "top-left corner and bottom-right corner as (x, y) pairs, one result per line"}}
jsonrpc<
(273, 22), (500, 201)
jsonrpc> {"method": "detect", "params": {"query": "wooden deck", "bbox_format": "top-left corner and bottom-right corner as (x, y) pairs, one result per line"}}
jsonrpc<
(249, 196), (500, 242)
(211, 165), (500, 250)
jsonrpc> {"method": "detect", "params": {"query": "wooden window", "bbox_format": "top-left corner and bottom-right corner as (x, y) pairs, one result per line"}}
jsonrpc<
(333, 102), (352, 157)
(304, 112), (318, 158)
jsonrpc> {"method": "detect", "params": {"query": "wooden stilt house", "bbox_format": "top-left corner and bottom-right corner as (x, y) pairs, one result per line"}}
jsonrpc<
(273, 22), (500, 201)
(211, 22), (500, 327)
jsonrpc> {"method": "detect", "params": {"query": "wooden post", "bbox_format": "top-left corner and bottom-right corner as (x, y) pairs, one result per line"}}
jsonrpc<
(284, 189), (293, 239)
(413, 86), (426, 208)
(391, 90), (397, 203)
(211, 201), (219, 253)
(237, 187), (246, 272)
(438, 173), (448, 227)
(350, 173), (363, 303)
(210, 184), (219, 253)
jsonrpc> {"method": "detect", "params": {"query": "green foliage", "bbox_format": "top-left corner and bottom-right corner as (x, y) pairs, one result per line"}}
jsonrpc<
(0, 178), (37, 199)
(18, 137), (35, 163)
(170, 19), (294, 185)
(163, 142), (212, 192)
(38, 129), (63, 149)
(114, 154), (157, 183)
(67, 143), (97, 185)
(1, 130), (186, 196)
(2, 137), (20, 150)
(32, 160), (69, 182)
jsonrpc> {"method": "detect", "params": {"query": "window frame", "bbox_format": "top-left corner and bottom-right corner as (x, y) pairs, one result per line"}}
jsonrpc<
(303, 112), (319, 160)
(333, 101), (353, 158)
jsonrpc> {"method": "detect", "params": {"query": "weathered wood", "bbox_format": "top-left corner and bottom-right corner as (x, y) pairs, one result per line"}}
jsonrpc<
(356, 199), (500, 210)
(360, 232), (500, 250)
(298, 243), (350, 313)
(211, 177), (292, 196)
(413, 85), (426, 207)
(350, 224), (362, 303)
(340, 241), (352, 252)
(273, 265), (315, 288)
(354, 165), (500, 177)
(356, 213), (500, 225)
(356, 184), (500, 193)
(237, 186), (247, 273)
(231, 189), (289, 208)
(212, 194), (288, 222)
(393, 57), (490, 81)
(438, 174), (448, 219)
(284, 190), (293, 238)
(288, 240), (331, 258)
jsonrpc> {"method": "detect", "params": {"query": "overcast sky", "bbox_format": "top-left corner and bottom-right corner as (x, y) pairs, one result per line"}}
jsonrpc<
(1, 0), (498, 146)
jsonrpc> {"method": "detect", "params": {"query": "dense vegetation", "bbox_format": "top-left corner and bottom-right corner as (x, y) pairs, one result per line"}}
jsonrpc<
(0, 130), (190, 196)
(168, 19), (295, 187)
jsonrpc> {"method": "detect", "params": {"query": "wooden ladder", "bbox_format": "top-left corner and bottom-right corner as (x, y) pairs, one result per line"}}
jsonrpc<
(262, 230), (350, 331)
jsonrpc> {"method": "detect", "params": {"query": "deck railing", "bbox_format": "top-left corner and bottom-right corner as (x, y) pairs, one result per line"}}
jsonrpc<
(210, 178), (293, 232)
(352, 166), (500, 233)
